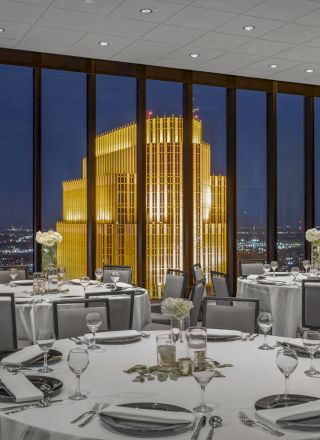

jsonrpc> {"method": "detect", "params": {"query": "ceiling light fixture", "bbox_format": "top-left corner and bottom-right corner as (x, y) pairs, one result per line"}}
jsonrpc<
(269, 63), (278, 69)
(140, 8), (152, 14)
(305, 68), (314, 73)
(99, 41), (110, 46)
(0, 28), (5, 33)
(190, 53), (199, 58)
(83, 0), (94, 3)
(243, 25), (255, 31)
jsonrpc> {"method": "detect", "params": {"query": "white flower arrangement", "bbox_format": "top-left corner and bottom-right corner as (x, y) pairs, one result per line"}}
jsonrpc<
(36, 230), (62, 247)
(161, 297), (193, 320)
(305, 228), (320, 244)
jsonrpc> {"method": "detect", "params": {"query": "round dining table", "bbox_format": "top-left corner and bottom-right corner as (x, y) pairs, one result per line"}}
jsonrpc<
(0, 283), (151, 344)
(0, 332), (318, 440)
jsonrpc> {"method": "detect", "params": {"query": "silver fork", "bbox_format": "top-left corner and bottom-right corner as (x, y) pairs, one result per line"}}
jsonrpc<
(79, 402), (109, 427)
(70, 402), (100, 424)
(238, 411), (284, 436)
(241, 333), (252, 342)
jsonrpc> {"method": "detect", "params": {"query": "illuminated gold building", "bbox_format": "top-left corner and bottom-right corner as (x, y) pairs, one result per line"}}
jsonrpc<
(57, 117), (227, 298)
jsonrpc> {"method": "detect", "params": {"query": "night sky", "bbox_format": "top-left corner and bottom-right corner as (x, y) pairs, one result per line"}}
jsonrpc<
(0, 65), (310, 231)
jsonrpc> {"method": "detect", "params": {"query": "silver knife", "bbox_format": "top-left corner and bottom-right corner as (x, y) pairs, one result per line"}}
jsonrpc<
(0, 399), (62, 412)
(191, 416), (206, 440)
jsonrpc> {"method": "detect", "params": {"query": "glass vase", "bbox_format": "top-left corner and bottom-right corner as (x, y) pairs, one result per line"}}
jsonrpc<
(170, 316), (190, 361)
(41, 244), (57, 278)
(311, 243), (320, 268)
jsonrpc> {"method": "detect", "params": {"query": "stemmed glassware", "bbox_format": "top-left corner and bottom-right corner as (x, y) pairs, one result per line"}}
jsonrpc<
(86, 312), (102, 350)
(192, 357), (215, 413)
(257, 312), (274, 350)
(67, 348), (89, 400)
(302, 331), (320, 377)
(9, 268), (18, 287)
(110, 271), (120, 290)
(263, 263), (271, 276)
(95, 268), (103, 286)
(270, 261), (278, 276)
(291, 267), (299, 285)
(36, 329), (55, 373)
(276, 347), (298, 401)
(309, 266), (319, 278)
(303, 260), (311, 274)
(80, 276), (90, 294)
(186, 327), (207, 361)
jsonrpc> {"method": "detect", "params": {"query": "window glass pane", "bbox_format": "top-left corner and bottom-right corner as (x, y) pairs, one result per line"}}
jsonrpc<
(42, 70), (87, 278)
(237, 90), (267, 267)
(146, 80), (183, 298)
(192, 85), (227, 283)
(315, 98), (320, 228)
(96, 75), (137, 281)
(277, 93), (304, 269)
(0, 65), (33, 271)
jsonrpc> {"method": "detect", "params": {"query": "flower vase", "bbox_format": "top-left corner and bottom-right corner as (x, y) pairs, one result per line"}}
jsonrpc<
(170, 316), (190, 361)
(311, 243), (320, 268)
(41, 244), (57, 278)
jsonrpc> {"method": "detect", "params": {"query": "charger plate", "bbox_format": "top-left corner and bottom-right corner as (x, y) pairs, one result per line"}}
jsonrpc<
(255, 394), (318, 410)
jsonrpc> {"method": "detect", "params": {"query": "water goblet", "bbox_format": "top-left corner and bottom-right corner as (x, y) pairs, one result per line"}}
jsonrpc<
(192, 357), (215, 413)
(276, 347), (298, 401)
(80, 276), (90, 294)
(95, 268), (103, 286)
(110, 271), (120, 290)
(270, 261), (278, 276)
(309, 266), (319, 278)
(303, 260), (311, 274)
(36, 329), (55, 373)
(186, 327), (207, 361)
(86, 312), (102, 350)
(263, 263), (271, 276)
(67, 348), (89, 400)
(302, 331), (320, 377)
(9, 268), (18, 287)
(257, 312), (274, 350)
(291, 267), (299, 285)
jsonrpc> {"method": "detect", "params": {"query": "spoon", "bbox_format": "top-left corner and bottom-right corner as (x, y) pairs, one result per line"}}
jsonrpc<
(205, 415), (223, 440)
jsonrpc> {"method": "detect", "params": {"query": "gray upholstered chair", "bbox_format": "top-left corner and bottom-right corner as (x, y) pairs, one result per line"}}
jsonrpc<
(0, 267), (27, 284)
(0, 293), (17, 351)
(302, 280), (320, 330)
(192, 264), (204, 282)
(210, 271), (230, 297)
(52, 298), (109, 339)
(85, 291), (135, 330)
(103, 265), (132, 284)
(189, 279), (206, 326)
(239, 260), (265, 277)
(202, 297), (259, 333)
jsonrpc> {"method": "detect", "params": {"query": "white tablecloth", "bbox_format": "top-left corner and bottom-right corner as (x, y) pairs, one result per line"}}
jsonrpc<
(0, 333), (319, 440)
(0, 284), (151, 344)
(237, 275), (302, 337)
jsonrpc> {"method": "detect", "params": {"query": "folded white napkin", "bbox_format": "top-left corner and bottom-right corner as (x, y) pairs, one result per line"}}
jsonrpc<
(1, 345), (43, 366)
(257, 399), (320, 425)
(100, 405), (195, 425)
(14, 280), (33, 286)
(207, 329), (242, 338)
(70, 279), (98, 285)
(247, 275), (259, 281)
(14, 292), (32, 298)
(116, 282), (133, 289)
(282, 338), (305, 350)
(85, 330), (140, 341)
(0, 371), (43, 402)
(257, 280), (285, 286)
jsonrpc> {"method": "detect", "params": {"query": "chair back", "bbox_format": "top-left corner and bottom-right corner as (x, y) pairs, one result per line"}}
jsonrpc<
(239, 260), (264, 277)
(86, 291), (135, 330)
(302, 280), (320, 329)
(192, 264), (204, 282)
(189, 279), (206, 326)
(210, 271), (230, 298)
(0, 267), (27, 284)
(103, 265), (132, 284)
(52, 298), (109, 339)
(163, 269), (188, 299)
(202, 297), (259, 333)
(0, 293), (17, 351)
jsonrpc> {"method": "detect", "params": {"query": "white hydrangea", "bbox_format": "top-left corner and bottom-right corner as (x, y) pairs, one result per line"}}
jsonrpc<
(306, 228), (320, 243)
(36, 230), (62, 246)
(161, 298), (193, 320)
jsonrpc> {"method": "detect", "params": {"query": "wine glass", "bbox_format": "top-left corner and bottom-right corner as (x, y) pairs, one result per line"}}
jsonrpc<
(110, 271), (120, 290)
(95, 268), (103, 286)
(9, 268), (18, 287)
(192, 357), (215, 413)
(67, 348), (89, 400)
(257, 312), (274, 350)
(57, 267), (65, 292)
(303, 260), (311, 274)
(80, 276), (90, 294)
(36, 329), (55, 373)
(263, 263), (271, 277)
(291, 267), (299, 285)
(302, 330), (320, 377)
(270, 261), (278, 276)
(276, 347), (298, 401)
(86, 312), (102, 350)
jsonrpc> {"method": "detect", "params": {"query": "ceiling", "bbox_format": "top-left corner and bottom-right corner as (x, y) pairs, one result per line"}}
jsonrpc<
(3, 0), (320, 84)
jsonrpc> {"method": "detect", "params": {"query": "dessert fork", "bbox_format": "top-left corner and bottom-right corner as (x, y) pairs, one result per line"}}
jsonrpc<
(238, 411), (284, 436)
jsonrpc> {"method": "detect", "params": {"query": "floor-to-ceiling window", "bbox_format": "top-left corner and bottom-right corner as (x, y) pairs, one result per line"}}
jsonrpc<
(42, 69), (87, 278)
(277, 94), (304, 269)
(192, 85), (227, 283)
(0, 65), (33, 272)
(237, 90), (267, 267)
(315, 98), (320, 229)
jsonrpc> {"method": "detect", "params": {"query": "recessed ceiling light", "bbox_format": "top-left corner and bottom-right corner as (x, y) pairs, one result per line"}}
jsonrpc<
(305, 68), (314, 73)
(99, 41), (110, 46)
(140, 8), (152, 14)
(0, 28), (5, 33)
(243, 25), (255, 31)
(190, 53), (199, 58)
(83, 0), (94, 3)
(269, 64), (278, 69)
